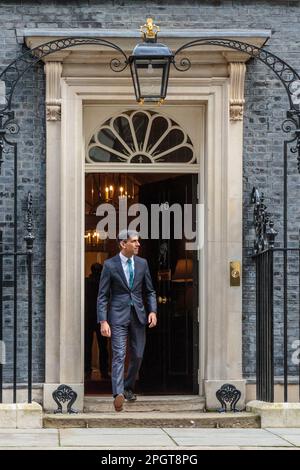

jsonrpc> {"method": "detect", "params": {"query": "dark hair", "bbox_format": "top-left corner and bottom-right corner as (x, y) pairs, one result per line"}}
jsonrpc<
(90, 263), (102, 275)
(116, 229), (139, 247)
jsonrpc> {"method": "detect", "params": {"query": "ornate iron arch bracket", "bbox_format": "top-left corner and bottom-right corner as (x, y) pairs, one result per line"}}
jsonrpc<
(173, 38), (300, 113)
(173, 37), (300, 172)
(0, 37), (129, 176)
(0, 36), (129, 113)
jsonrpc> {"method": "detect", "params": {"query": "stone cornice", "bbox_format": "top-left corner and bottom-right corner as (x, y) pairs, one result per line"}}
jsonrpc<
(21, 29), (270, 64)
(18, 28), (271, 42)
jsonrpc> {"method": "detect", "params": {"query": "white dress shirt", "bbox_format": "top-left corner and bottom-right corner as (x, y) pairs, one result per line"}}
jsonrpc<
(119, 252), (135, 286)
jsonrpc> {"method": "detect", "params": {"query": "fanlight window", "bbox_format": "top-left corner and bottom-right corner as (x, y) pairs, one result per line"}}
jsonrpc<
(86, 110), (195, 164)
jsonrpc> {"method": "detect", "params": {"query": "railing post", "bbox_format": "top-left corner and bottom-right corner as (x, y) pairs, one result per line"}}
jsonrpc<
(24, 192), (35, 403)
(0, 229), (3, 403)
(267, 248), (274, 402)
(253, 189), (277, 402)
(255, 249), (274, 402)
(266, 221), (276, 402)
(256, 252), (261, 400)
(299, 235), (300, 402)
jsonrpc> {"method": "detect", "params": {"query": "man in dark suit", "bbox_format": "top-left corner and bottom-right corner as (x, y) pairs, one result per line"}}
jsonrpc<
(97, 229), (157, 412)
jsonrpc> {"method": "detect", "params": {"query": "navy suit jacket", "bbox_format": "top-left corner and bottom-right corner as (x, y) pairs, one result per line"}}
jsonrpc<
(97, 254), (157, 326)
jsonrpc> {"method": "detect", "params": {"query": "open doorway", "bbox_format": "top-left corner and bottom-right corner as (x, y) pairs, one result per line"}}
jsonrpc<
(84, 172), (199, 395)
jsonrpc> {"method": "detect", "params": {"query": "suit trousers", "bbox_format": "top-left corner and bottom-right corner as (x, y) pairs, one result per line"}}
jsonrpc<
(111, 307), (146, 396)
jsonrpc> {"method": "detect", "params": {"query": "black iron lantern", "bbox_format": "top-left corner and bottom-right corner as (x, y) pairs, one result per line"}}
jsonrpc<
(128, 19), (174, 104)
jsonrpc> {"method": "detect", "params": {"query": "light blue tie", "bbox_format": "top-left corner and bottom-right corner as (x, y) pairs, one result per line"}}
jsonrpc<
(127, 258), (134, 289)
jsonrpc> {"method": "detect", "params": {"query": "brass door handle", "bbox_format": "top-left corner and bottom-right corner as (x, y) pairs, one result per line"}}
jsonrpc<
(158, 296), (167, 304)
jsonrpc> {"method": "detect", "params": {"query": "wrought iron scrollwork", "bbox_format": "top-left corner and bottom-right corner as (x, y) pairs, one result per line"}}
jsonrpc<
(0, 113), (19, 136)
(251, 187), (278, 254)
(24, 191), (35, 253)
(172, 56), (191, 72)
(174, 38), (300, 112)
(0, 37), (129, 113)
(282, 111), (300, 172)
(110, 57), (128, 72)
(216, 383), (241, 412)
(52, 384), (78, 414)
(173, 37), (300, 172)
(0, 111), (19, 174)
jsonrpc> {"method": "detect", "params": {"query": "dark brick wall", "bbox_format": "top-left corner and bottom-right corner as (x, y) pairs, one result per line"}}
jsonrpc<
(0, 0), (299, 382)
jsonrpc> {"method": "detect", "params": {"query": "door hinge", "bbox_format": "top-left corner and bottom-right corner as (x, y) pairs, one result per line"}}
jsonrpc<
(197, 306), (200, 323)
(197, 369), (201, 385)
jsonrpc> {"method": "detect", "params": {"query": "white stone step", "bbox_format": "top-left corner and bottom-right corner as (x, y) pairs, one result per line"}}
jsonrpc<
(84, 395), (205, 413)
(43, 411), (260, 428)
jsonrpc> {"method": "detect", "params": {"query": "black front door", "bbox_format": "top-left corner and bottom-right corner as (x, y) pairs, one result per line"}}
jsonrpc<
(138, 174), (199, 394)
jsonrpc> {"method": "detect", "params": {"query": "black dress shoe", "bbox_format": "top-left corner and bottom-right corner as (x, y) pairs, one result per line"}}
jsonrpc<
(124, 389), (137, 402)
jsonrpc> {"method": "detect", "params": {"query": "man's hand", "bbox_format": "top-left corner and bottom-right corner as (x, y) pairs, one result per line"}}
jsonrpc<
(148, 312), (157, 328)
(100, 321), (111, 337)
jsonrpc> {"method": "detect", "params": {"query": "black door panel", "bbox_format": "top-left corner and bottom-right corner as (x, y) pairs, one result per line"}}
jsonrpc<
(138, 174), (199, 394)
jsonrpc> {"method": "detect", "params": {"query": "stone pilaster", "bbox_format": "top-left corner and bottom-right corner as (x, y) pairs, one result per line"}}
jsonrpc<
(44, 62), (63, 391)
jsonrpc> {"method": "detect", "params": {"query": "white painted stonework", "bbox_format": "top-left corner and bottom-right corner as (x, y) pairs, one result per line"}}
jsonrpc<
(22, 30), (269, 411)
(0, 403), (42, 428)
(247, 401), (300, 427)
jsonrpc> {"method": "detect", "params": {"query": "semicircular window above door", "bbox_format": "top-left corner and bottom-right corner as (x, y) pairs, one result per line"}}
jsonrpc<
(86, 109), (196, 164)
